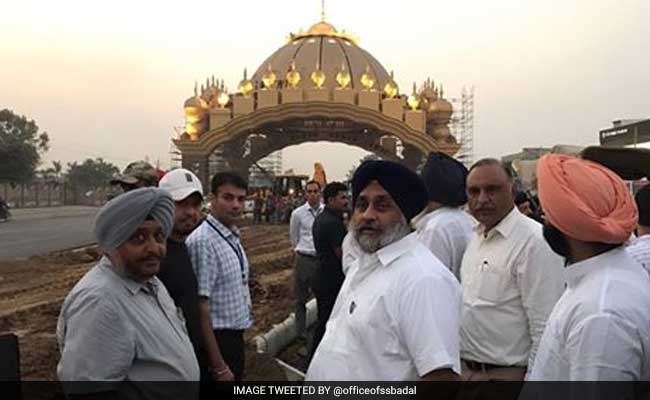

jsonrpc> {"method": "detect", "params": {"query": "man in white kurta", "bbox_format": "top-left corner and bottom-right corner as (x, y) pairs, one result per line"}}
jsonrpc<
(306, 160), (461, 381)
(530, 154), (650, 380)
(416, 152), (473, 280)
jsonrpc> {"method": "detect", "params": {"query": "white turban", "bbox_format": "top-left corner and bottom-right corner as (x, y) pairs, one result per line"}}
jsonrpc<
(94, 187), (175, 251)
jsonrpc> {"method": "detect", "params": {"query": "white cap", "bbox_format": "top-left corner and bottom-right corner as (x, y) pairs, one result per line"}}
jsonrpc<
(159, 168), (203, 201)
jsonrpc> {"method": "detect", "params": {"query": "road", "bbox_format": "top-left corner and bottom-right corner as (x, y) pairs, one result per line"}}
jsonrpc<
(0, 206), (99, 260)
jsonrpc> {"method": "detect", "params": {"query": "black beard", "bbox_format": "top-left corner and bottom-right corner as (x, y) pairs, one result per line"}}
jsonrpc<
(543, 224), (571, 261)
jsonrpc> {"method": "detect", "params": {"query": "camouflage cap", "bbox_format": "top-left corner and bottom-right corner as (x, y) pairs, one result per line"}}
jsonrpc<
(110, 161), (159, 186)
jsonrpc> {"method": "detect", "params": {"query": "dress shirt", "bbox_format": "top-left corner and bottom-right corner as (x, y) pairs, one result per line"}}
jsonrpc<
(626, 234), (650, 275)
(530, 247), (650, 380)
(186, 215), (253, 330)
(460, 207), (565, 370)
(306, 233), (461, 381)
(289, 201), (323, 255)
(415, 206), (473, 280)
(57, 257), (199, 398)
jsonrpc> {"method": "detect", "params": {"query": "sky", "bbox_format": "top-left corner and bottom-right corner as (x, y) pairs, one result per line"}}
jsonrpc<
(1, 0), (649, 180)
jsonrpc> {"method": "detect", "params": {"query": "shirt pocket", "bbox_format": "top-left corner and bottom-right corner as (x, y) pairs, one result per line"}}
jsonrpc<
(477, 268), (507, 303)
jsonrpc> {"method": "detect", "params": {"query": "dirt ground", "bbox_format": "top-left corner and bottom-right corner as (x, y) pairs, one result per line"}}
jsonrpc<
(0, 222), (295, 381)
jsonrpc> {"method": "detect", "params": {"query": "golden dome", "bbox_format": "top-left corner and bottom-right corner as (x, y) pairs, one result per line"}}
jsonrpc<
(286, 61), (301, 88)
(184, 84), (208, 109)
(360, 66), (375, 90)
(238, 68), (254, 97)
(252, 19), (391, 92)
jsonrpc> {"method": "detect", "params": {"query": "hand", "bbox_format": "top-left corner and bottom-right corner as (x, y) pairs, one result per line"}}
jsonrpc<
(211, 365), (234, 382)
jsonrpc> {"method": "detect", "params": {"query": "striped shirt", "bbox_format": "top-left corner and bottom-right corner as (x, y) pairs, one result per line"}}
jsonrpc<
(186, 215), (253, 330)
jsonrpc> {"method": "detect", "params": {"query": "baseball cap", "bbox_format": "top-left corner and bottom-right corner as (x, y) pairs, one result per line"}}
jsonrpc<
(159, 168), (204, 201)
(110, 161), (159, 186)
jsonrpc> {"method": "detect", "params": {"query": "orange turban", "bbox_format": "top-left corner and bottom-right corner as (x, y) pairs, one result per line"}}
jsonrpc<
(537, 154), (637, 244)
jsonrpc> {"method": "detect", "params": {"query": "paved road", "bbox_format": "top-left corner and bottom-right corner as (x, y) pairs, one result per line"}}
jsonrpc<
(0, 206), (99, 261)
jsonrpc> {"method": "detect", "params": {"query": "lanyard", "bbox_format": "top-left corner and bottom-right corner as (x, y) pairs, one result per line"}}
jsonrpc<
(206, 219), (246, 284)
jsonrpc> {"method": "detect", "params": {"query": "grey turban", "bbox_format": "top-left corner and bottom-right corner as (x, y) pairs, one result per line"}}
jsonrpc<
(94, 187), (175, 251)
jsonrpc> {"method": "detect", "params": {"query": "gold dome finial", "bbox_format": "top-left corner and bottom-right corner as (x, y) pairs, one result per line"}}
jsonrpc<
(407, 82), (420, 111)
(440, 84), (445, 98)
(383, 70), (398, 98)
(360, 65), (375, 90)
(193, 81), (198, 96)
(286, 61), (301, 89)
(321, 0), (326, 22)
(311, 62), (326, 89)
(262, 64), (277, 89)
(238, 68), (254, 97)
(335, 62), (351, 89)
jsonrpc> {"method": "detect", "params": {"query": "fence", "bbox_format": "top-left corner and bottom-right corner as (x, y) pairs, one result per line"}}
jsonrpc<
(1, 182), (115, 208)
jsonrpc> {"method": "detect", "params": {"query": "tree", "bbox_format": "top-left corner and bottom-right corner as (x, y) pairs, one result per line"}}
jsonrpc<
(0, 109), (50, 184)
(37, 160), (63, 185)
(66, 158), (119, 190)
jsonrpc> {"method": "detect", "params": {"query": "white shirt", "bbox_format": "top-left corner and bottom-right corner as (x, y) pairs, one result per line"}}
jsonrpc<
(530, 247), (650, 380)
(626, 234), (650, 276)
(306, 233), (462, 381)
(341, 232), (360, 276)
(289, 201), (323, 255)
(460, 207), (565, 370)
(415, 206), (473, 280)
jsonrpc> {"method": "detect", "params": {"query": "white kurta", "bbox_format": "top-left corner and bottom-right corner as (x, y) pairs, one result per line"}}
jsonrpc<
(626, 234), (650, 276)
(306, 233), (461, 381)
(460, 207), (565, 370)
(414, 206), (473, 280)
(530, 247), (650, 381)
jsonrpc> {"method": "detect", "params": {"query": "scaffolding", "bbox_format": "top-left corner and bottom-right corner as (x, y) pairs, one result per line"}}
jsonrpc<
(449, 86), (475, 168)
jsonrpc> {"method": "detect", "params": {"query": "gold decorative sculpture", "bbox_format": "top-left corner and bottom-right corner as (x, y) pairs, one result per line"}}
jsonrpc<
(360, 65), (375, 90)
(383, 70), (398, 98)
(311, 63), (326, 89)
(262, 64), (277, 89)
(407, 82), (420, 111)
(335, 62), (351, 89)
(286, 61), (301, 89)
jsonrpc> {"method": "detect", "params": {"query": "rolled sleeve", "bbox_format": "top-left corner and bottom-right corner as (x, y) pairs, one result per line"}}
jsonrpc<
(398, 276), (462, 376)
(187, 236), (218, 299)
(58, 295), (134, 385)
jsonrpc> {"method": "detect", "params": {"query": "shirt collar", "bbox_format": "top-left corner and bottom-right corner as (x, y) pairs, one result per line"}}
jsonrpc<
(207, 214), (240, 239)
(376, 233), (416, 268)
(99, 256), (158, 296)
(475, 206), (519, 238)
(564, 247), (625, 288)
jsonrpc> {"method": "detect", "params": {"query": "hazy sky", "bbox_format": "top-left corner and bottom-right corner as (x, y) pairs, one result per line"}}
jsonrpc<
(2, 0), (649, 180)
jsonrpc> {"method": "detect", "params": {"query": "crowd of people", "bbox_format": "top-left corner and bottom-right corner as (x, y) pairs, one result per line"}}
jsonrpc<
(53, 151), (650, 398)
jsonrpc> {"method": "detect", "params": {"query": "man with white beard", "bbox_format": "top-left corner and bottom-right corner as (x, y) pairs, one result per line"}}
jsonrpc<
(305, 160), (461, 381)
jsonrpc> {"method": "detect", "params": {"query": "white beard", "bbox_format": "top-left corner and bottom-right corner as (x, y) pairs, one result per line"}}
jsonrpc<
(351, 215), (410, 254)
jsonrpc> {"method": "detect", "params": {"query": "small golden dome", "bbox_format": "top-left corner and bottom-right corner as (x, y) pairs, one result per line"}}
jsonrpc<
(237, 68), (254, 97)
(184, 84), (208, 109)
(360, 66), (375, 90)
(407, 83), (420, 111)
(286, 61), (301, 89)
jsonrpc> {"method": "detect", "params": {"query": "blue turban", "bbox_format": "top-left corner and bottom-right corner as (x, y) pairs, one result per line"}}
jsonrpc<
(94, 187), (175, 251)
(351, 160), (427, 222)
(420, 152), (468, 207)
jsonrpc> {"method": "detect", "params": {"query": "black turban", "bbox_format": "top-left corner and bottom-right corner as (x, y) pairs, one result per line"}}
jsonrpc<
(636, 185), (650, 227)
(94, 187), (175, 251)
(351, 160), (427, 221)
(420, 152), (468, 207)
